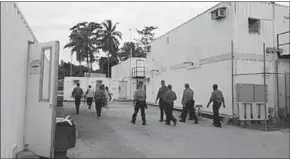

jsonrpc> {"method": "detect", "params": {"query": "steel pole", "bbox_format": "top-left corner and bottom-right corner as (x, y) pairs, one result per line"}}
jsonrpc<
(285, 73), (288, 117)
(231, 41), (235, 121)
(263, 43), (268, 131)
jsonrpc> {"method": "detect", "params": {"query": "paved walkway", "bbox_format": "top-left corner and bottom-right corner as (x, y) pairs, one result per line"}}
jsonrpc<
(60, 102), (289, 158)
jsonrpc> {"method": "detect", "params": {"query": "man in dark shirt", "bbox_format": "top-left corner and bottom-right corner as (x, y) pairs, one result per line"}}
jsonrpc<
(180, 83), (198, 124)
(155, 80), (168, 122)
(207, 84), (225, 127)
(131, 84), (147, 125)
(163, 84), (177, 126)
(72, 83), (83, 115)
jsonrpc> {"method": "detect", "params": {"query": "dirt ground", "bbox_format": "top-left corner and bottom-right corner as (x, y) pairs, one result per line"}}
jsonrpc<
(59, 101), (289, 158)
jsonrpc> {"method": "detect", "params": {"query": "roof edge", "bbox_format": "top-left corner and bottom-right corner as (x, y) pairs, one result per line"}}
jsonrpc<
(14, 2), (38, 43)
(151, 2), (289, 45)
(151, 2), (224, 44)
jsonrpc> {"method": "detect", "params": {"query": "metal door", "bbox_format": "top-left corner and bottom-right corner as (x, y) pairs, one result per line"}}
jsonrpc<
(119, 80), (127, 99)
(95, 80), (102, 90)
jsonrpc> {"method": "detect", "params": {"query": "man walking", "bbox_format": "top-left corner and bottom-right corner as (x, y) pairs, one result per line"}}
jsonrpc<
(85, 85), (94, 109)
(207, 84), (225, 127)
(131, 84), (147, 125)
(155, 80), (168, 122)
(180, 83), (198, 124)
(94, 85), (105, 119)
(163, 84), (177, 126)
(72, 83), (83, 115)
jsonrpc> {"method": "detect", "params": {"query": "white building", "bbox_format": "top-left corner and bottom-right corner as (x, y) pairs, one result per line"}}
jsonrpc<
(146, 2), (290, 120)
(111, 57), (147, 99)
(1, 2), (60, 158)
(63, 76), (119, 101)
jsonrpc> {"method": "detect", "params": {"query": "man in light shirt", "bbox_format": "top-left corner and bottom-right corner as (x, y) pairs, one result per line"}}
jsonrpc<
(207, 84), (225, 127)
(180, 83), (198, 124)
(131, 84), (147, 125)
(85, 85), (94, 109)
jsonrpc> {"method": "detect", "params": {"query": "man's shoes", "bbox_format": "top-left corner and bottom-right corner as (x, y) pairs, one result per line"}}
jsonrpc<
(173, 121), (177, 126)
(159, 120), (163, 122)
(142, 122), (146, 125)
(194, 121), (198, 124)
(165, 123), (170, 125)
(131, 121), (135, 124)
(188, 118), (193, 120)
(179, 120), (185, 123)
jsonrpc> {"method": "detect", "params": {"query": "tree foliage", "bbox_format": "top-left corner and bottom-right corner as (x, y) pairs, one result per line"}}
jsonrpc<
(136, 26), (158, 46)
(118, 42), (145, 61)
(118, 26), (158, 61)
(64, 20), (122, 77)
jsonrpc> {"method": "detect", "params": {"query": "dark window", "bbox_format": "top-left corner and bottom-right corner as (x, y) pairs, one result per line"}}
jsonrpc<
(248, 18), (260, 34)
(73, 80), (79, 85)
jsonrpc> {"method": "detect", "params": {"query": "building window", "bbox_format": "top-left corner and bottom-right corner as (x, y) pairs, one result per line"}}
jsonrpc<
(248, 18), (260, 34)
(39, 48), (52, 102)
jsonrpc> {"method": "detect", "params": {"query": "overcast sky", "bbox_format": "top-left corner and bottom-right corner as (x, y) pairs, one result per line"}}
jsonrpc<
(18, 1), (289, 69)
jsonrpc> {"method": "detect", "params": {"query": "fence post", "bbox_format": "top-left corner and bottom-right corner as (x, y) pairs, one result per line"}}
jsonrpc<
(263, 43), (268, 131)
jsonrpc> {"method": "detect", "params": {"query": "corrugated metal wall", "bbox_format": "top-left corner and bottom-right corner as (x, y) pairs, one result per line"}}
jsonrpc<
(234, 2), (289, 55)
(1, 2), (37, 158)
(146, 2), (289, 116)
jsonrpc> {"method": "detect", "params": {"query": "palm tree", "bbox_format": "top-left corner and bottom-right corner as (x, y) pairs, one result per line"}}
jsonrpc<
(101, 20), (122, 56)
(64, 22), (103, 75)
(100, 20), (122, 76)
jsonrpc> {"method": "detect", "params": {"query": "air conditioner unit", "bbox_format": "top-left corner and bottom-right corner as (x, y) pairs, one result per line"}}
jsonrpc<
(216, 8), (226, 19)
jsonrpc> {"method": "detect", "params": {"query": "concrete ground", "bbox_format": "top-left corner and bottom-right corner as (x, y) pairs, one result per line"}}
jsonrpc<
(60, 101), (289, 158)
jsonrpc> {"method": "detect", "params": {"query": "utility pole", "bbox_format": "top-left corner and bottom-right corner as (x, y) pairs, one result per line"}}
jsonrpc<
(70, 54), (73, 76)
(107, 54), (109, 77)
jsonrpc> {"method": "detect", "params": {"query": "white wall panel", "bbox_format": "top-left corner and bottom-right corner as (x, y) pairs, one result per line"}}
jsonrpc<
(147, 2), (235, 73)
(147, 60), (233, 115)
(1, 2), (37, 158)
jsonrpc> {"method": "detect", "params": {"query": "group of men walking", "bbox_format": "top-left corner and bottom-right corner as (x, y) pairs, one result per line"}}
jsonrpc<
(131, 80), (225, 128)
(155, 80), (199, 126)
(72, 79), (225, 128)
(72, 83), (112, 119)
